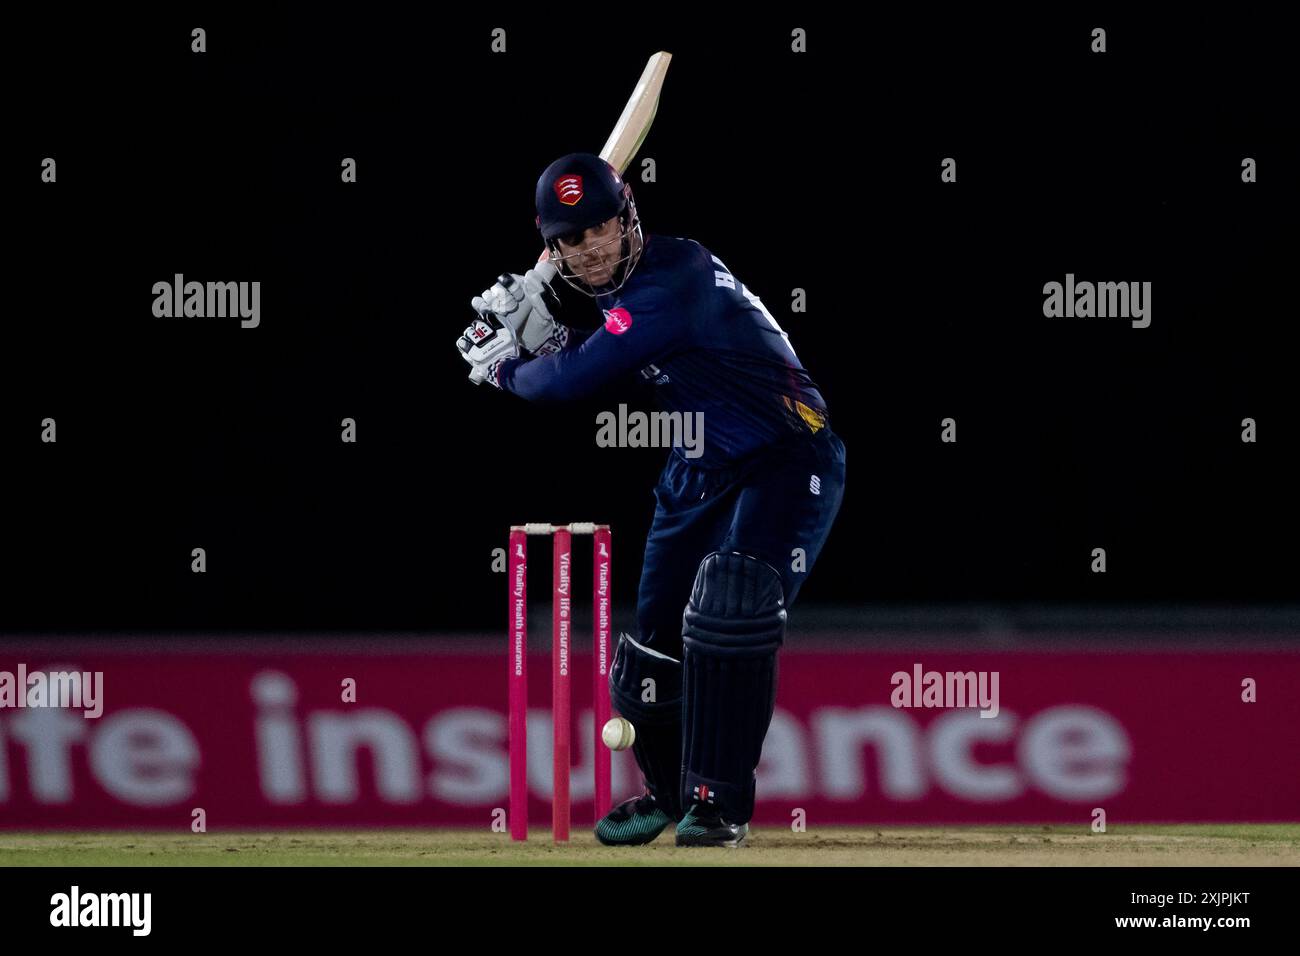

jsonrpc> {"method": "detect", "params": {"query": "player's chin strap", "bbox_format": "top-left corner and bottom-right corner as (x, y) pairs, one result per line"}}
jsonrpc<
(547, 202), (645, 298)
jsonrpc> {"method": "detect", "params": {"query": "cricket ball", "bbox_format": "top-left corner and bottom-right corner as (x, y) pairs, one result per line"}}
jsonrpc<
(601, 716), (635, 751)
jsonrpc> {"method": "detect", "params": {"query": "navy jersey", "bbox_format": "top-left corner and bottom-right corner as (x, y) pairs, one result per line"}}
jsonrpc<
(496, 234), (828, 466)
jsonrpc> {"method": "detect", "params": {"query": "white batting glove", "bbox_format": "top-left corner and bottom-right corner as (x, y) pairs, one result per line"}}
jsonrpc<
(457, 313), (519, 386)
(470, 261), (567, 357)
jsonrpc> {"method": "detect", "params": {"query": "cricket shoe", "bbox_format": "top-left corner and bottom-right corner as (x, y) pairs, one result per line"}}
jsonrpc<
(675, 805), (749, 847)
(595, 792), (676, 846)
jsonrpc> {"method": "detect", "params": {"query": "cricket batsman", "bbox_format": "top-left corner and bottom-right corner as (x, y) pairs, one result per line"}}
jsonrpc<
(458, 153), (846, 846)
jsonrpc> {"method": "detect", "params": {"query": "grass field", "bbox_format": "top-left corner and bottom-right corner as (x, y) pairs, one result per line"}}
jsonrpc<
(2, 825), (1297, 866)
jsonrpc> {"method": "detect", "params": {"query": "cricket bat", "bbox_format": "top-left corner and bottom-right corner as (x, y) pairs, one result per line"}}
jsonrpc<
(599, 51), (673, 177)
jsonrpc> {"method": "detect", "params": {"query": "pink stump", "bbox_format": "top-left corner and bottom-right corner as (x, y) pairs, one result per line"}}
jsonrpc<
(593, 526), (613, 821)
(551, 528), (572, 841)
(508, 529), (528, 841)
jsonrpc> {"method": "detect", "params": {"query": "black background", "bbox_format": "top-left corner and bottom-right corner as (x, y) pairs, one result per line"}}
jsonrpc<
(5, 10), (1296, 632)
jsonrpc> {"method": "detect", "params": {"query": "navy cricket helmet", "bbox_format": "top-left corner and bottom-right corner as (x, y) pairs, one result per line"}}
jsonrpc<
(535, 152), (645, 296)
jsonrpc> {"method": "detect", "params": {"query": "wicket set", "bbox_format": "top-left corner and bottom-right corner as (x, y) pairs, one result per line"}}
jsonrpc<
(508, 523), (613, 841)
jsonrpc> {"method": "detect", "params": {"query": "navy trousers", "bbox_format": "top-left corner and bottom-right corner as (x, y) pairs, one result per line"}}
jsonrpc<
(636, 427), (847, 657)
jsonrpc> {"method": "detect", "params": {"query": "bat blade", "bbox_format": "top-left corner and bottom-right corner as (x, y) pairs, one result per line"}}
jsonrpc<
(600, 51), (672, 175)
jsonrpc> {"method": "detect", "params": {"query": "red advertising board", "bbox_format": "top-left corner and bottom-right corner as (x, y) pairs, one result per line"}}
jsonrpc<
(0, 643), (1295, 828)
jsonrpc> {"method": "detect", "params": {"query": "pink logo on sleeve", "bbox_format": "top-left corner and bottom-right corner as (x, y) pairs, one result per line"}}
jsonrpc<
(603, 308), (633, 335)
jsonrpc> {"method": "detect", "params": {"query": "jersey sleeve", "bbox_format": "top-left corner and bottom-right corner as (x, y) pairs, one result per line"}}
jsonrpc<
(496, 272), (696, 402)
(560, 324), (595, 350)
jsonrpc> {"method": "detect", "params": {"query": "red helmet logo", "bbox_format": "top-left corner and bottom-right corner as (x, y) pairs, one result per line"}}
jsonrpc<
(554, 175), (584, 206)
